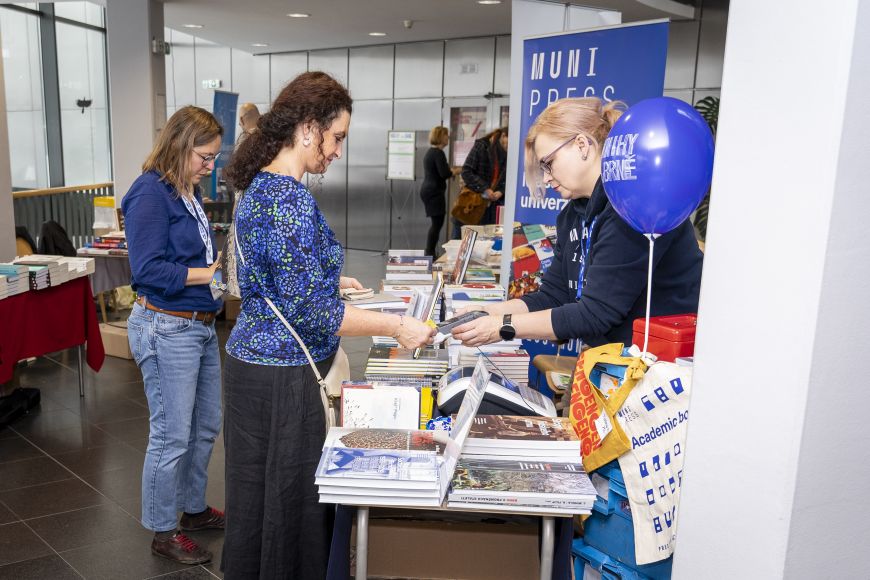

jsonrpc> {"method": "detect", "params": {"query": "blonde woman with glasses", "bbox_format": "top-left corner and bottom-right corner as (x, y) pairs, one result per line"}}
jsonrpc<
(453, 97), (703, 350)
(122, 105), (226, 565)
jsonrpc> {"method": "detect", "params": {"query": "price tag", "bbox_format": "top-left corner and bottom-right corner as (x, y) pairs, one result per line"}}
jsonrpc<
(594, 412), (613, 441)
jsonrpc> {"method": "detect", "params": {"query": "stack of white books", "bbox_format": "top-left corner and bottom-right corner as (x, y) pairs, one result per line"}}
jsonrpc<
(57, 256), (96, 279)
(317, 358), (492, 508)
(0, 264), (30, 296)
(0, 274), (8, 300)
(344, 292), (407, 313)
(27, 266), (51, 290)
(14, 255), (66, 287)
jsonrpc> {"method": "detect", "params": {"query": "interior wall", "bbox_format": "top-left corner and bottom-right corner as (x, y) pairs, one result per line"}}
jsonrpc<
(160, 0), (727, 252)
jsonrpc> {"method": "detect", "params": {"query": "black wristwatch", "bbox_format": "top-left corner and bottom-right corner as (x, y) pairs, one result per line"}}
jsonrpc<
(499, 314), (516, 341)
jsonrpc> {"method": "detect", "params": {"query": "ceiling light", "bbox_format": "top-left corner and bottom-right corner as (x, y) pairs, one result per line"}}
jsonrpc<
(287, 13), (310, 18)
(368, 32), (387, 37)
(477, 0), (502, 4)
(251, 43), (269, 48)
(182, 23), (203, 29)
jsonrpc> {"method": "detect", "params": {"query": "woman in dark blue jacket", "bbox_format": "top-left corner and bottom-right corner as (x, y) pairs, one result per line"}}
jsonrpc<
(454, 97), (703, 348)
(122, 106), (225, 565)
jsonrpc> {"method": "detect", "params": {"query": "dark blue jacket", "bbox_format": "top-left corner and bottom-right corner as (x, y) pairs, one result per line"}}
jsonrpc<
(520, 179), (703, 347)
(122, 171), (221, 312)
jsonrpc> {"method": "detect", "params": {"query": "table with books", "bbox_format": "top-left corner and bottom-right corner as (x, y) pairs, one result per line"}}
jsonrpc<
(0, 256), (103, 396)
(324, 243), (590, 580)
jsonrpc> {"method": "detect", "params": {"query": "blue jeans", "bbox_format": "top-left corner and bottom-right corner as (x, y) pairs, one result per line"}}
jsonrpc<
(127, 302), (222, 532)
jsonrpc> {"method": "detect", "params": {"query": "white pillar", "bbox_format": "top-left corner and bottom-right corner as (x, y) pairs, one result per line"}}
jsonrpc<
(674, 1), (870, 578)
(501, 1), (620, 285)
(0, 27), (15, 261)
(105, 0), (166, 204)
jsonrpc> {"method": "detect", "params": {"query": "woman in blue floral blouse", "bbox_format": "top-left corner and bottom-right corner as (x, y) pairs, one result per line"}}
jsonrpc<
(221, 72), (434, 579)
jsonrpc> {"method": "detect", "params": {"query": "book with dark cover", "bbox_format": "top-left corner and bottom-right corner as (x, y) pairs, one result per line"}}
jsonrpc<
(465, 415), (580, 448)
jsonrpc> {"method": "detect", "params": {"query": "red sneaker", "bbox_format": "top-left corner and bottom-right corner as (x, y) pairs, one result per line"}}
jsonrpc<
(151, 532), (211, 565)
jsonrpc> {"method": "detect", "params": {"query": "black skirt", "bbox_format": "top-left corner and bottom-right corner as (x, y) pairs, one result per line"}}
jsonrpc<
(221, 353), (335, 580)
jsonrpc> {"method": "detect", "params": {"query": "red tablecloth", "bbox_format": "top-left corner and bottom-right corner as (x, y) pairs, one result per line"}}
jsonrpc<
(0, 277), (105, 384)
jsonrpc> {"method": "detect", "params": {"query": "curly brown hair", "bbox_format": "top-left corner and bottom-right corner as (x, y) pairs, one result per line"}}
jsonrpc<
(224, 71), (353, 191)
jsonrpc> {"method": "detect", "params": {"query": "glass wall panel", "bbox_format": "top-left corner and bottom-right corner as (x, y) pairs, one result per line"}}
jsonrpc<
(54, 2), (104, 28)
(1, 6), (48, 188)
(56, 20), (110, 185)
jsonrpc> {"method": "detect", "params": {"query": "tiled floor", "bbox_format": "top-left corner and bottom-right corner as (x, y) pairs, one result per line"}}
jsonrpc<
(0, 250), (387, 579)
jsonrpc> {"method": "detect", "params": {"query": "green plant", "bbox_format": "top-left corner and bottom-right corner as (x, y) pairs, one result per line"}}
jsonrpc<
(692, 96), (719, 242)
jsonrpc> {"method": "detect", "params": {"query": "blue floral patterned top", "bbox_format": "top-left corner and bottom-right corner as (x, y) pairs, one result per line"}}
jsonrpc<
(226, 171), (345, 366)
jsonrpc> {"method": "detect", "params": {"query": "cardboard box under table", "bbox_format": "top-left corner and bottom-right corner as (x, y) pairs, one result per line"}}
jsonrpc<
(351, 508), (540, 580)
(100, 321), (133, 360)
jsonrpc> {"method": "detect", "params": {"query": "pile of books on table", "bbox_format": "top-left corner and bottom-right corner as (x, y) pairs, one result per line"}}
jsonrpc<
(364, 346), (449, 388)
(0, 264), (30, 299)
(385, 250), (434, 283)
(14, 255), (67, 288)
(458, 347), (531, 387)
(446, 415), (594, 515)
(78, 231), (127, 256)
(57, 256), (96, 279)
(317, 358), (492, 508)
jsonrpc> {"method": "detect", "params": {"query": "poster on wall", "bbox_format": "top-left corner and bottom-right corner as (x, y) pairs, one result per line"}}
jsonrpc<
(387, 131), (416, 180)
(510, 21), (669, 387)
(210, 90), (239, 200)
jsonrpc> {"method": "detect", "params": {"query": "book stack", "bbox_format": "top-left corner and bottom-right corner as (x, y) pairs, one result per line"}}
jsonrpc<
(340, 381), (435, 430)
(27, 266), (50, 290)
(317, 357), (492, 508)
(364, 346), (449, 388)
(15, 255), (69, 286)
(385, 249), (434, 283)
(79, 231), (127, 256)
(344, 292), (407, 313)
(443, 284), (505, 317)
(57, 256), (96, 279)
(459, 348), (531, 387)
(0, 264), (30, 296)
(446, 457), (596, 515)
(0, 275), (7, 300)
(461, 415), (581, 461)
(316, 427), (450, 507)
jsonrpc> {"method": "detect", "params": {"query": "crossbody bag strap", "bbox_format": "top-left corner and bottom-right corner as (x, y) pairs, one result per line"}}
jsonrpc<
(236, 235), (324, 384)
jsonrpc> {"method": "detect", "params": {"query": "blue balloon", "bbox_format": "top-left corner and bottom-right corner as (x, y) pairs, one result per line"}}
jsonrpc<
(600, 97), (714, 235)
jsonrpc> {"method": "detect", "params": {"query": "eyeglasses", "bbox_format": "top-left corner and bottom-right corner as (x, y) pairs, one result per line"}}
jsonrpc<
(538, 135), (578, 175)
(194, 151), (221, 167)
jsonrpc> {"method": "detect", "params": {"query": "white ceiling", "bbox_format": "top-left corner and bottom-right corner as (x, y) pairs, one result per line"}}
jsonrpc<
(162, 0), (696, 54)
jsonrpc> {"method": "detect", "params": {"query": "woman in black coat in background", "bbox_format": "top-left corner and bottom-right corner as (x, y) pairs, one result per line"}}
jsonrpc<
(420, 126), (459, 257)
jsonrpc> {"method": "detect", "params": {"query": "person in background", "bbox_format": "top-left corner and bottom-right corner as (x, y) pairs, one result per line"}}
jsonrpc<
(453, 97), (703, 350)
(452, 126), (509, 238)
(421, 125), (460, 257)
(238, 103), (260, 137)
(122, 106), (226, 565)
(221, 71), (434, 579)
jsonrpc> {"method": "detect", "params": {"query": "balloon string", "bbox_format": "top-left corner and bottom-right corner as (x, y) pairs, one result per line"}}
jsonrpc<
(643, 234), (655, 356)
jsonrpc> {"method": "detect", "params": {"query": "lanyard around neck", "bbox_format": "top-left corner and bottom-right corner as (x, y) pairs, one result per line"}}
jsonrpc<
(575, 216), (598, 300)
(181, 195), (214, 265)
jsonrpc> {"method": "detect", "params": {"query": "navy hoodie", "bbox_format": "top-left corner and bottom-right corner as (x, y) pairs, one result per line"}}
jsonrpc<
(520, 179), (703, 347)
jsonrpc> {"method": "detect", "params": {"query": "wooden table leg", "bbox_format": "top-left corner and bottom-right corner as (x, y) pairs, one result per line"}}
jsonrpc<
(97, 292), (107, 323)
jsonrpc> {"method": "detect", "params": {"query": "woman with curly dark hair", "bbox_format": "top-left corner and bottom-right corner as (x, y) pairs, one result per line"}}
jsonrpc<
(221, 71), (433, 579)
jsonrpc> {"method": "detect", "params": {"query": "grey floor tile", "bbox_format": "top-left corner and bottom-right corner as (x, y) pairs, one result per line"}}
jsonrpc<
(10, 408), (87, 437)
(146, 566), (216, 579)
(0, 456), (73, 492)
(19, 424), (121, 456)
(95, 417), (150, 444)
(0, 502), (17, 525)
(54, 442), (145, 477)
(0, 436), (46, 464)
(0, 554), (82, 579)
(0, 478), (110, 521)
(77, 399), (150, 425)
(189, 529), (225, 580)
(0, 522), (53, 566)
(0, 429), (17, 441)
(60, 532), (188, 580)
(80, 466), (143, 503)
(26, 503), (144, 553)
